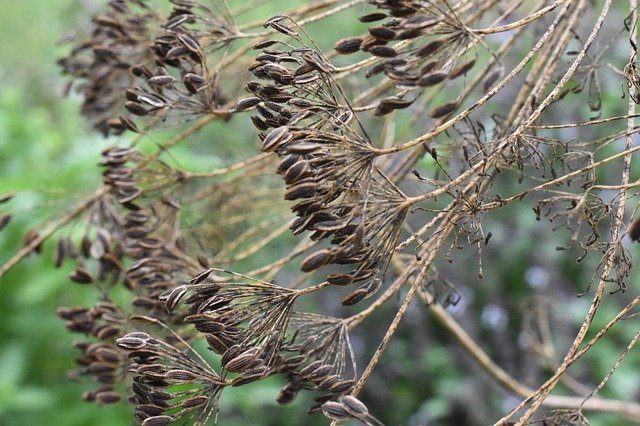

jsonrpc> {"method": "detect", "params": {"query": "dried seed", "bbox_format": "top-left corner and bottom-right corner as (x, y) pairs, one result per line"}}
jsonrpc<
(326, 273), (354, 286)
(69, 267), (93, 284)
(380, 97), (413, 110)
(225, 351), (258, 373)
(142, 416), (174, 426)
(300, 249), (333, 272)
(359, 13), (387, 23)
(277, 386), (298, 404)
(368, 45), (397, 58)
(330, 379), (354, 393)
(148, 75), (175, 86)
(0, 213), (12, 232)
(369, 27), (395, 41)
(417, 71), (447, 87)
(252, 39), (278, 49)
(235, 97), (261, 112)
(628, 217), (640, 241)
(321, 401), (351, 421)
(206, 334), (229, 354)
(95, 391), (121, 404)
(191, 268), (213, 284)
(124, 101), (148, 116)
(448, 59), (476, 80)
(339, 395), (369, 417)
(341, 288), (369, 306)
(262, 126), (291, 152)
(429, 100), (460, 118)
(180, 395), (208, 408)
(416, 39), (444, 57)
(483, 66), (504, 92)
(116, 335), (148, 350)
(284, 182), (316, 201)
(166, 369), (198, 382)
(0, 192), (14, 204)
(164, 285), (188, 312)
(334, 37), (362, 54)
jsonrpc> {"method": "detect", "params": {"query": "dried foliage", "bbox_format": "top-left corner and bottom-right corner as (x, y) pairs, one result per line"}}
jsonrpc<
(4, 0), (640, 424)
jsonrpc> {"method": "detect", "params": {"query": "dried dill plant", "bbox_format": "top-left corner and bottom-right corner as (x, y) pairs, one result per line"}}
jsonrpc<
(4, 0), (640, 424)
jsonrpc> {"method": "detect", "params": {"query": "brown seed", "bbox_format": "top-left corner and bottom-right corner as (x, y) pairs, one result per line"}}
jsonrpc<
(180, 395), (209, 408)
(69, 267), (93, 284)
(321, 401), (351, 421)
(164, 285), (189, 312)
(416, 39), (444, 57)
(430, 100), (460, 119)
(0, 213), (12, 232)
(148, 75), (175, 86)
(483, 66), (504, 92)
(380, 98), (413, 110)
(326, 273), (354, 286)
(417, 71), (447, 87)
(116, 335), (148, 350)
(225, 350), (258, 373)
(359, 13), (387, 23)
(628, 217), (640, 241)
(330, 379), (354, 393)
(284, 182), (317, 201)
(339, 395), (369, 417)
(235, 97), (261, 112)
(166, 369), (198, 382)
(369, 45), (398, 58)
(341, 288), (369, 306)
(300, 249), (333, 272)
(95, 391), (121, 405)
(334, 37), (362, 54)
(262, 126), (291, 152)
(0, 192), (14, 204)
(369, 27), (395, 41)
(124, 101), (148, 116)
(448, 59), (476, 80)
(141, 416), (174, 426)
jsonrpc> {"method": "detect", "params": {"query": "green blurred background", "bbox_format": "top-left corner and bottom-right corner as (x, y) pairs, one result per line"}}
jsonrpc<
(1, 1), (639, 425)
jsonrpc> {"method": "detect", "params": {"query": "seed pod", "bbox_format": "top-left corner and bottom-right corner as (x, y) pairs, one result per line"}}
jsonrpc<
(628, 217), (640, 241)
(124, 101), (148, 116)
(340, 395), (369, 418)
(69, 267), (93, 284)
(416, 39), (444, 57)
(284, 182), (317, 200)
(430, 100), (460, 119)
(299, 360), (323, 378)
(225, 350), (258, 373)
(148, 75), (175, 86)
(277, 386), (298, 405)
(235, 97), (261, 112)
(380, 97), (413, 110)
(321, 401), (351, 421)
(0, 213), (12, 232)
(116, 334), (148, 350)
(334, 37), (362, 54)
(358, 12), (387, 23)
(23, 229), (43, 253)
(166, 369), (198, 382)
(262, 126), (291, 152)
(300, 249), (333, 272)
(448, 59), (476, 80)
(95, 391), (121, 404)
(369, 26), (395, 41)
(330, 379), (355, 393)
(181, 395), (209, 408)
(141, 416), (175, 426)
(341, 288), (369, 306)
(164, 285), (188, 312)
(191, 268), (213, 284)
(417, 71), (447, 87)
(318, 375), (340, 391)
(483, 66), (504, 92)
(326, 273), (354, 286)
(0, 192), (14, 204)
(252, 39), (278, 49)
(369, 45), (398, 58)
